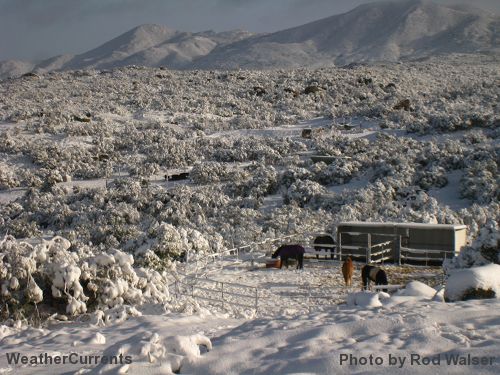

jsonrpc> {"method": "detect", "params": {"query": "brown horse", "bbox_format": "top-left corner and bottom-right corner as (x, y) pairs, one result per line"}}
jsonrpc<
(342, 257), (354, 286)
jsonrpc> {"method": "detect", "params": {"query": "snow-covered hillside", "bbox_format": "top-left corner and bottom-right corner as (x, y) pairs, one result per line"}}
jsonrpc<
(1, 0), (499, 78)
(0, 50), (498, 373)
(196, 0), (500, 69)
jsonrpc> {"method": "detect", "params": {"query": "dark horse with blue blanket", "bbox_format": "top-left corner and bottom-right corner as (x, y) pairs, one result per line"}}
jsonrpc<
(272, 244), (305, 269)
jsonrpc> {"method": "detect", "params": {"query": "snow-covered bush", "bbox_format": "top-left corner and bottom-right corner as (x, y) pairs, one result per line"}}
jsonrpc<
(445, 219), (499, 271)
(460, 161), (498, 204)
(284, 180), (326, 207)
(445, 264), (500, 302)
(0, 163), (19, 190)
(317, 159), (362, 185)
(0, 236), (171, 322)
(190, 161), (231, 184)
(415, 165), (448, 189)
(148, 223), (186, 258)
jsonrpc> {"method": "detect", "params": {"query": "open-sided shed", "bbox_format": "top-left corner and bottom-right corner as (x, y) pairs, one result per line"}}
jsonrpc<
(336, 222), (467, 265)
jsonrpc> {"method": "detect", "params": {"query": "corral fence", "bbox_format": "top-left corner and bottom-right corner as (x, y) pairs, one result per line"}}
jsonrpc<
(171, 273), (260, 312)
(170, 226), (453, 310)
(183, 229), (457, 272)
(170, 272), (406, 313)
(185, 233), (304, 275)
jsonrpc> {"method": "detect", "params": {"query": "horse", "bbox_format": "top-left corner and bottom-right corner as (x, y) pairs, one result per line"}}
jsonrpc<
(313, 235), (335, 260)
(342, 257), (355, 286)
(272, 244), (305, 269)
(361, 265), (388, 292)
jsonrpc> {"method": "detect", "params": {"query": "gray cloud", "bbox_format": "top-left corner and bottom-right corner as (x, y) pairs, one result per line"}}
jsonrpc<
(0, 0), (498, 61)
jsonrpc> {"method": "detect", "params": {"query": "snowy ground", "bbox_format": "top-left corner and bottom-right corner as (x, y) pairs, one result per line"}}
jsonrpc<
(1, 269), (498, 374)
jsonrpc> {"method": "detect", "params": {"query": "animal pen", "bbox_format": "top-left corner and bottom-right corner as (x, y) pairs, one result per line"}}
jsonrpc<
(169, 223), (457, 311)
(335, 222), (467, 265)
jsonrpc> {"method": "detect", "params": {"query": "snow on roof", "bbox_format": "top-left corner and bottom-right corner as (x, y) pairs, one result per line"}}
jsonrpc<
(338, 222), (467, 230)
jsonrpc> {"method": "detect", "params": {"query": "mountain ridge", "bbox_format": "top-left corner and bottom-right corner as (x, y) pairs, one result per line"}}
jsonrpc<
(1, 0), (499, 78)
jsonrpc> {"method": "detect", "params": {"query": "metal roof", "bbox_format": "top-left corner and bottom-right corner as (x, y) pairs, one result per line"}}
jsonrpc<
(338, 222), (467, 230)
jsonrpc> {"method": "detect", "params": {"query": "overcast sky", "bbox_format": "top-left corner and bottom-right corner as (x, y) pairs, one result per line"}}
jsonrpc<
(0, 0), (499, 61)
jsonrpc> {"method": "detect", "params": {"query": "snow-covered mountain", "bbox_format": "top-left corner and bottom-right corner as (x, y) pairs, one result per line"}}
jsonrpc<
(36, 25), (254, 73)
(0, 60), (35, 78)
(1, 0), (499, 78)
(0, 25), (253, 78)
(195, 0), (500, 68)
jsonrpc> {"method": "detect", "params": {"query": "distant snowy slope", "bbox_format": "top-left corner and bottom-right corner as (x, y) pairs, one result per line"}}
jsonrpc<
(196, 0), (500, 68)
(0, 26), (254, 78)
(1, 0), (499, 78)
(48, 25), (253, 71)
(0, 60), (34, 78)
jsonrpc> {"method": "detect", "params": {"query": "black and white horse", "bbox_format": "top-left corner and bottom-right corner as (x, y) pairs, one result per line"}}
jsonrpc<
(272, 244), (305, 269)
(361, 265), (388, 292)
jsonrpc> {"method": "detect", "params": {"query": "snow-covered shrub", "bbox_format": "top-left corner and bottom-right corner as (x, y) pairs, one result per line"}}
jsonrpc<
(475, 219), (500, 264)
(444, 264), (500, 302)
(284, 180), (326, 207)
(190, 161), (231, 184)
(231, 165), (278, 198)
(317, 159), (362, 185)
(149, 223), (186, 258)
(347, 291), (383, 308)
(415, 165), (448, 189)
(280, 167), (313, 188)
(445, 219), (499, 271)
(85, 249), (170, 309)
(0, 236), (171, 321)
(397, 281), (438, 299)
(460, 161), (498, 204)
(0, 163), (19, 190)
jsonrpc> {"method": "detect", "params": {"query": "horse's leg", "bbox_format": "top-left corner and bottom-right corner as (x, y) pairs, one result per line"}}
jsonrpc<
(361, 268), (368, 290)
(299, 254), (303, 269)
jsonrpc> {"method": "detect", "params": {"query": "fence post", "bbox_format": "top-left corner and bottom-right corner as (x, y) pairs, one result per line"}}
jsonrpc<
(366, 233), (372, 263)
(254, 288), (258, 313)
(221, 282), (224, 309)
(395, 235), (401, 265)
(337, 231), (342, 261)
